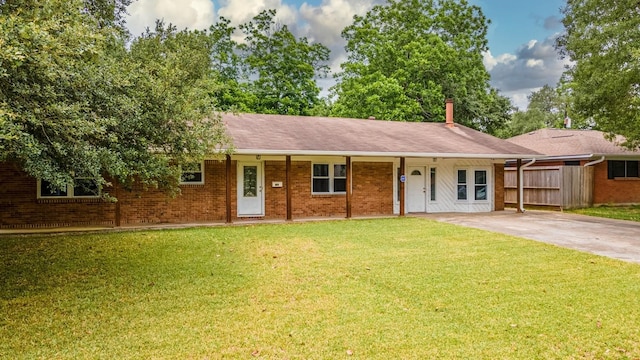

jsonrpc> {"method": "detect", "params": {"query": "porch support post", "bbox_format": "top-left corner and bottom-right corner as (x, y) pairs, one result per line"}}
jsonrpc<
(226, 154), (232, 223)
(400, 157), (406, 216)
(516, 158), (523, 213)
(286, 155), (292, 221)
(346, 156), (352, 219)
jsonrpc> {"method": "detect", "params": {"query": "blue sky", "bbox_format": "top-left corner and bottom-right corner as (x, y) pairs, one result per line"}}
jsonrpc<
(125, 0), (570, 109)
(472, 0), (565, 55)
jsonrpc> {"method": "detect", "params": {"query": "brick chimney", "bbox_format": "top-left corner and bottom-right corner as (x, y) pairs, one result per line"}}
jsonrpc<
(445, 98), (454, 128)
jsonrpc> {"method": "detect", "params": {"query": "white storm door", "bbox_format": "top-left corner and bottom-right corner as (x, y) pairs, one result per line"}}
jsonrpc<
(237, 162), (264, 216)
(407, 166), (427, 213)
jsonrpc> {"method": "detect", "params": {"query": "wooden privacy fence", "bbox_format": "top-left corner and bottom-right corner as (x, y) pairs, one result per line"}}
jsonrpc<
(504, 166), (594, 209)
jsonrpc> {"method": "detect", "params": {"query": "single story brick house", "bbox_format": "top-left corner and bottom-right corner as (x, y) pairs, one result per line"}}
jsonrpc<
(506, 128), (640, 207)
(1, 102), (538, 229)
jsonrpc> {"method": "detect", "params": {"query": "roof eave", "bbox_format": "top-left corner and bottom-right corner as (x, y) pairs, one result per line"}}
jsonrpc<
(230, 149), (541, 159)
(511, 153), (640, 162)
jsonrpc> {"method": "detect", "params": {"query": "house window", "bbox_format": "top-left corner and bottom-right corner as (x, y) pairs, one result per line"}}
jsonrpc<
(180, 162), (204, 184)
(474, 170), (487, 200)
(38, 178), (100, 198)
(608, 160), (639, 179)
(457, 170), (467, 200)
(430, 168), (436, 201)
(313, 163), (346, 194)
(456, 168), (489, 202)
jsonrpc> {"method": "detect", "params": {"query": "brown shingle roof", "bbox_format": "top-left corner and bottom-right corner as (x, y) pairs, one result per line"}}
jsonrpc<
(507, 128), (639, 157)
(223, 113), (539, 158)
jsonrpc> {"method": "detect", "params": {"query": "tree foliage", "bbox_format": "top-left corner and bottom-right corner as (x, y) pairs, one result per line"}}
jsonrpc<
(239, 10), (330, 115)
(557, 0), (640, 148)
(496, 81), (592, 138)
(0, 0), (229, 197)
(331, 0), (510, 133)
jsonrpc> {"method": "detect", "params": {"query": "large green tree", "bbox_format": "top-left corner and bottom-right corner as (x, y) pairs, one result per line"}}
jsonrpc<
(0, 0), (229, 197)
(239, 9), (330, 115)
(496, 82), (589, 139)
(207, 17), (256, 112)
(331, 0), (510, 133)
(557, 0), (640, 148)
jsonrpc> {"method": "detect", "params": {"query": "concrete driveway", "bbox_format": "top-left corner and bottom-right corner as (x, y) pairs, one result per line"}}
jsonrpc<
(420, 209), (640, 264)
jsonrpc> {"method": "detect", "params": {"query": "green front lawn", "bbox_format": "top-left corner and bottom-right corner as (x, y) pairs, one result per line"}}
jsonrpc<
(2, 218), (640, 359)
(568, 205), (640, 222)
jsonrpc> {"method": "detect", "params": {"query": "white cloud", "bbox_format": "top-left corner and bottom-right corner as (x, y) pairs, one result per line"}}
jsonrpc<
(526, 59), (544, 68)
(125, 0), (216, 36)
(217, 0), (297, 26)
(298, 0), (376, 46)
(483, 50), (516, 71)
(485, 34), (571, 110)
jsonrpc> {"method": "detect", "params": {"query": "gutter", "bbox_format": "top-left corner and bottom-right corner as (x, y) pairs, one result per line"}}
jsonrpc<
(518, 158), (537, 213)
(229, 149), (539, 160)
(584, 156), (605, 167)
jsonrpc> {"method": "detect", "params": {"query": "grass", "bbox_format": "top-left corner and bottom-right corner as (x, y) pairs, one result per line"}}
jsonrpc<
(2, 218), (640, 359)
(568, 205), (640, 222)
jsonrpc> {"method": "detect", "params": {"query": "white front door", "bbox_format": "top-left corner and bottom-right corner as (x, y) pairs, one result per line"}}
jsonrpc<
(237, 162), (264, 216)
(407, 166), (427, 213)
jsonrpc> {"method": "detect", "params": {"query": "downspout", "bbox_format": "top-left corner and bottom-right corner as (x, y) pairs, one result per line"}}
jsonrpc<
(584, 156), (605, 167)
(518, 158), (537, 213)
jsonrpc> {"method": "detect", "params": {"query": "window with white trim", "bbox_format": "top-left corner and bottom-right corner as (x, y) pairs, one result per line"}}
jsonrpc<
(312, 163), (346, 194)
(456, 168), (489, 202)
(38, 178), (100, 198)
(474, 170), (487, 200)
(457, 169), (467, 200)
(180, 162), (205, 184)
(430, 167), (436, 201)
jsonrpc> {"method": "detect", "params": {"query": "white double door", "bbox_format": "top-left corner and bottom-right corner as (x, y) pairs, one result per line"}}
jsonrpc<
(407, 166), (429, 213)
(237, 162), (264, 216)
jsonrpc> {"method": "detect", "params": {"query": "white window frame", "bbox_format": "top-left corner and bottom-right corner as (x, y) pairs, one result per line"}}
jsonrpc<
(430, 167), (437, 202)
(312, 162), (346, 194)
(455, 167), (490, 203)
(473, 169), (488, 201)
(180, 161), (205, 185)
(456, 169), (468, 201)
(37, 178), (101, 199)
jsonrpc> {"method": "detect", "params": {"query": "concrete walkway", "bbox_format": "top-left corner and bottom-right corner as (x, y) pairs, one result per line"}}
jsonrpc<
(420, 209), (640, 264)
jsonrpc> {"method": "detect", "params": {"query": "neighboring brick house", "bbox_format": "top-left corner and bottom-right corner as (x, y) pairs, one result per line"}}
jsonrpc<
(1, 103), (538, 229)
(506, 128), (640, 207)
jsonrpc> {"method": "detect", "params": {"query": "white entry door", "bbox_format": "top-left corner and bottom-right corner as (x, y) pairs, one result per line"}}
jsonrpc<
(407, 166), (427, 213)
(237, 162), (264, 216)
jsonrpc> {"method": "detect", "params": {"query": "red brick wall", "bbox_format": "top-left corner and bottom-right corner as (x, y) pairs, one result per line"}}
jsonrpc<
(1, 159), (394, 228)
(494, 163), (505, 211)
(264, 161), (287, 219)
(117, 160), (229, 225)
(290, 161), (346, 218)
(0, 162), (116, 228)
(593, 161), (640, 205)
(352, 162), (394, 216)
(285, 161), (394, 218)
